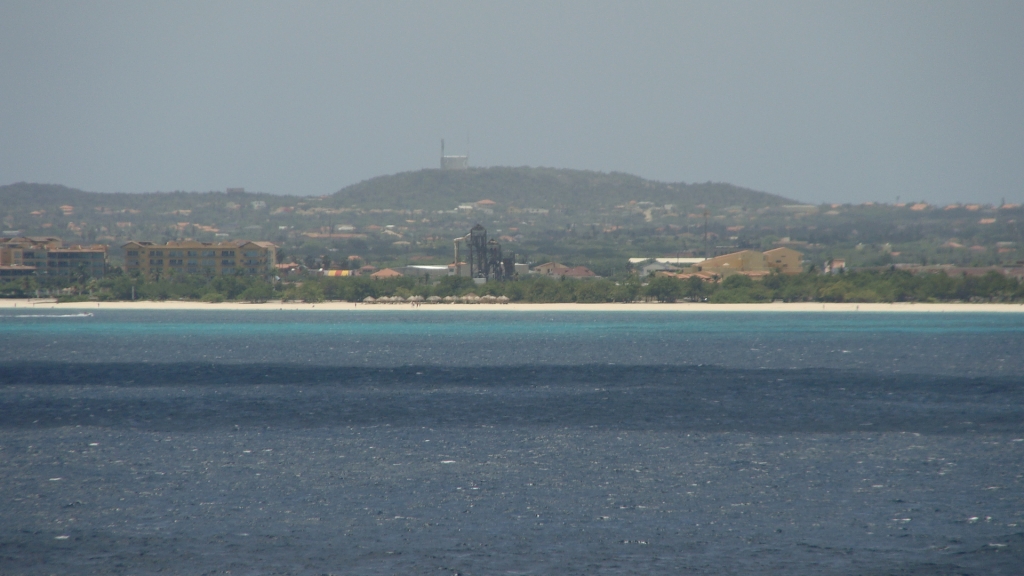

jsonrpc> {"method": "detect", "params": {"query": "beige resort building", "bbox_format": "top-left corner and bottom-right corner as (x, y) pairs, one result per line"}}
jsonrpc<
(1, 236), (108, 278)
(122, 240), (277, 277)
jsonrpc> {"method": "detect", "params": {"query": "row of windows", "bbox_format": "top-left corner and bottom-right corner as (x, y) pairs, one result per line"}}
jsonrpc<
(137, 261), (209, 267)
(129, 247), (268, 255)
(169, 259), (254, 267)
(13, 252), (103, 259)
(48, 261), (104, 268)
(49, 253), (104, 259)
(125, 263), (253, 274)
(128, 260), (270, 270)
(141, 249), (245, 257)
(145, 250), (197, 257)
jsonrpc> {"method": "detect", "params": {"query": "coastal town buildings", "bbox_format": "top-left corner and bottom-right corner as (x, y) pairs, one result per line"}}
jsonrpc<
(532, 262), (598, 278)
(121, 240), (276, 277)
(639, 261), (682, 277)
(651, 247), (805, 280)
(692, 250), (772, 277)
(696, 247), (803, 276)
(0, 236), (107, 278)
(370, 268), (404, 279)
(824, 258), (847, 274)
(392, 265), (451, 281)
(762, 247), (804, 275)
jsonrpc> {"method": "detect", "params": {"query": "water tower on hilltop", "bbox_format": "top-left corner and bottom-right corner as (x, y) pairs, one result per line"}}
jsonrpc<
(440, 139), (469, 170)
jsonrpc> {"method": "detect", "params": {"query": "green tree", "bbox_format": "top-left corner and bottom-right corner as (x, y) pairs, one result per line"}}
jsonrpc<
(683, 276), (707, 301)
(435, 275), (476, 296)
(643, 276), (683, 302)
(611, 275), (641, 302)
(575, 280), (613, 303)
(299, 283), (325, 303)
(239, 282), (274, 303)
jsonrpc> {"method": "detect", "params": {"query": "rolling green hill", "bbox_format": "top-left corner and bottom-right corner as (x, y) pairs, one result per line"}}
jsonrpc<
(2, 169), (1021, 273)
(3, 168), (792, 215)
(0, 183), (143, 212)
(330, 167), (794, 211)
(0, 183), (280, 213)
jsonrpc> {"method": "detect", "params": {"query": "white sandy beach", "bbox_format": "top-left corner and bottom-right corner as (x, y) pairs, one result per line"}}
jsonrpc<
(1, 299), (1023, 313)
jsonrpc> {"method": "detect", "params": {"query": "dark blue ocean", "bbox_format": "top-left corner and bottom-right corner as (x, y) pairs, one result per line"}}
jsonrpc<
(1, 310), (1023, 575)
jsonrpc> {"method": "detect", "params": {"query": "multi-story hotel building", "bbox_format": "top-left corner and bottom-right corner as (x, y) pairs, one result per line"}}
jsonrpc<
(122, 240), (277, 277)
(0, 236), (108, 278)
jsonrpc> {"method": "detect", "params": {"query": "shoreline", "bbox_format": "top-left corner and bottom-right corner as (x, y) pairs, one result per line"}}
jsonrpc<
(2, 299), (1024, 313)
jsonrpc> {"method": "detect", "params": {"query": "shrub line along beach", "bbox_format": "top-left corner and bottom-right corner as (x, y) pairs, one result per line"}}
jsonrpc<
(1, 299), (1023, 313)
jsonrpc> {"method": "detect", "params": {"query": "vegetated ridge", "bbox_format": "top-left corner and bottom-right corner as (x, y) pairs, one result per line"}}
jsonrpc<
(7, 169), (1019, 278)
(331, 167), (794, 211)
(0, 183), (281, 212)
(1, 168), (792, 213)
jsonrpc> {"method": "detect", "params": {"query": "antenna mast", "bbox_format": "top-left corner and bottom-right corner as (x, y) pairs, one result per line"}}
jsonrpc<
(703, 209), (710, 260)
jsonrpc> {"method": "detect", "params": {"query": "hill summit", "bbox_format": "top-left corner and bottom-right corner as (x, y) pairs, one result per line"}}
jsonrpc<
(331, 167), (793, 212)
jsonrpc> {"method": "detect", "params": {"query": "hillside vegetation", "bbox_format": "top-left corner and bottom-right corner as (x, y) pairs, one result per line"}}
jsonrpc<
(0, 183), (281, 214)
(2, 168), (1020, 275)
(1, 169), (791, 215)
(8, 268), (1021, 305)
(331, 167), (792, 211)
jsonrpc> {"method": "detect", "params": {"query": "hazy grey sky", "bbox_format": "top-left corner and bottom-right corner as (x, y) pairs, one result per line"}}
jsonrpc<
(1, 1), (1022, 204)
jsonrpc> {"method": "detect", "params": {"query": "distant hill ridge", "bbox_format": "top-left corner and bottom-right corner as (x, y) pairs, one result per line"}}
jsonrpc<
(0, 182), (132, 206)
(1, 167), (793, 212)
(0, 182), (278, 207)
(332, 167), (794, 211)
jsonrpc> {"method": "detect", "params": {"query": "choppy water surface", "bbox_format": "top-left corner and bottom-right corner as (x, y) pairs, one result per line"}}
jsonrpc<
(1, 311), (1022, 574)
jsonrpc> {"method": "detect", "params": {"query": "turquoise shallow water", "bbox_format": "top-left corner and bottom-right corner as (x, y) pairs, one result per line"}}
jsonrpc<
(1, 310), (1023, 574)
(2, 311), (1022, 376)
(3, 310), (1024, 336)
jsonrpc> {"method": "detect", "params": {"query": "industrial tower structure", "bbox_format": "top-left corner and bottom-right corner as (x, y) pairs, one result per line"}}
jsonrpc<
(453, 224), (516, 282)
